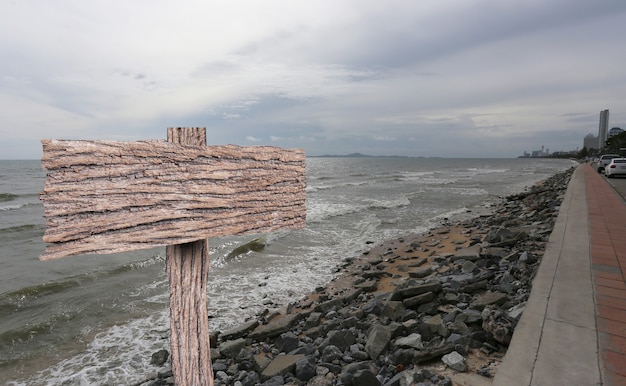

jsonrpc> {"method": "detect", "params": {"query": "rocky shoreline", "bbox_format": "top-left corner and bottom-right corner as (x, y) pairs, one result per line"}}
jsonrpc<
(139, 166), (576, 386)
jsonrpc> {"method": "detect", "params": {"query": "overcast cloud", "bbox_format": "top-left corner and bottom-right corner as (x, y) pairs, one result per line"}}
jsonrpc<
(1, 0), (625, 158)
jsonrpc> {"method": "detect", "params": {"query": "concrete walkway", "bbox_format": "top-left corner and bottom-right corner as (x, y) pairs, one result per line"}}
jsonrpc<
(493, 164), (626, 386)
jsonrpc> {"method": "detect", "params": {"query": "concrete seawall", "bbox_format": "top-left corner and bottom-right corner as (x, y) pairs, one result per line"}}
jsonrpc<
(493, 164), (626, 386)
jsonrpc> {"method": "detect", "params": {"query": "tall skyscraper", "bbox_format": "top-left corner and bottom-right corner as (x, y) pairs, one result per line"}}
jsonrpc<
(598, 109), (609, 148)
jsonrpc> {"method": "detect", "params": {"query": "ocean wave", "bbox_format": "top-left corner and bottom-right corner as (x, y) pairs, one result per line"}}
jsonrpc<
(305, 201), (374, 223)
(464, 167), (509, 174)
(0, 279), (82, 306)
(0, 204), (23, 211)
(0, 193), (17, 202)
(0, 255), (164, 309)
(427, 186), (489, 196)
(366, 196), (411, 211)
(0, 224), (40, 234)
(0, 308), (82, 352)
(306, 194), (412, 224)
(306, 180), (369, 192)
(0, 201), (42, 212)
(0, 192), (40, 201)
(16, 311), (169, 386)
(395, 171), (436, 181)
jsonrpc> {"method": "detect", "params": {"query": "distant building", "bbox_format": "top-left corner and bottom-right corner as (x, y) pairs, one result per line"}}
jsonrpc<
(598, 109), (609, 148)
(524, 146), (549, 158)
(608, 127), (623, 140)
(584, 133), (598, 150)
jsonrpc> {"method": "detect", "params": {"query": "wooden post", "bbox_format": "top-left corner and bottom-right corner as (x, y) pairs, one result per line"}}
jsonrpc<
(166, 128), (213, 385)
(38, 128), (306, 386)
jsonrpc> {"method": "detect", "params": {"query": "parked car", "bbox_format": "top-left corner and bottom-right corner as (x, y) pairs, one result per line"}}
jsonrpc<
(604, 158), (626, 178)
(597, 154), (621, 173)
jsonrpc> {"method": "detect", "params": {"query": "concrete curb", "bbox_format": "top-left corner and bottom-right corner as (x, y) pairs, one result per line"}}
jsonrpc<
(493, 165), (602, 386)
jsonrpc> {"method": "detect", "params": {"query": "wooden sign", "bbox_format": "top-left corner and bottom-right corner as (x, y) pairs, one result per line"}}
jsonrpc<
(39, 128), (306, 385)
(40, 133), (306, 260)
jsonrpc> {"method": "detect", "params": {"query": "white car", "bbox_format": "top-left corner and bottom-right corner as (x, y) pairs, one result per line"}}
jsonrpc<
(597, 154), (621, 173)
(604, 158), (626, 178)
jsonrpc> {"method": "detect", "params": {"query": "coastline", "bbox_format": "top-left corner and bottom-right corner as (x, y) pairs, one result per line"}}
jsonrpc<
(139, 166), (577, 386)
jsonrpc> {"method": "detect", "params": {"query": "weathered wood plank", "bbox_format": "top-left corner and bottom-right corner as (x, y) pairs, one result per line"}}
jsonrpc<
(166, 239), (213, 385)
(40, 139), (306, 260)
(165, 127), (213, 386)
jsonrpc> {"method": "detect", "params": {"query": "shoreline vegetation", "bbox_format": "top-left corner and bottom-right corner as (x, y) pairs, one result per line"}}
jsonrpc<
(138, 166), (577, 386)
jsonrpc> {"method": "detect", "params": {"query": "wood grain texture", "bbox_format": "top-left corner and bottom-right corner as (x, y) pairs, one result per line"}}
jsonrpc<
(40, 138), (306, 260)
(166, 128), (213, 386)
(166, 240), (213, 386)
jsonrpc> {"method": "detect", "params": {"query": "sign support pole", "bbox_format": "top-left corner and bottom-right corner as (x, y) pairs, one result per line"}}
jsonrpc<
(166, 127), (214, 385)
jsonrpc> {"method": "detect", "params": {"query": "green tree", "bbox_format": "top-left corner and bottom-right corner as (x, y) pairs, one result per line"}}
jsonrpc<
(576, 146), (589, 159)
(604, 132), (626, 155)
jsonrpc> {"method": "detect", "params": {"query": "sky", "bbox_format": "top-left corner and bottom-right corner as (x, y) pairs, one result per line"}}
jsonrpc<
(1, 0), (626, 159)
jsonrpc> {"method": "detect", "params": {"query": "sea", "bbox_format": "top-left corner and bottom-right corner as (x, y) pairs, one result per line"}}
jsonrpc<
(0, 156), (576, 385)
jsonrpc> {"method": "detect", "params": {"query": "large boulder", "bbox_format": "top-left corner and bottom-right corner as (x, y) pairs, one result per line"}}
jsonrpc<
(365, 324), (392, 360)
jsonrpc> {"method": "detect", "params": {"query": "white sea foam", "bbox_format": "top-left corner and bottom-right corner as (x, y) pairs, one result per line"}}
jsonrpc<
(1, 157), (576, 385)
(0, 203), (25, 211)
(6, 307), (167, 385)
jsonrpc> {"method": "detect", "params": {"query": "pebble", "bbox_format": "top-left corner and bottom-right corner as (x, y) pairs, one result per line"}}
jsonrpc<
(138, 167), (575, 386)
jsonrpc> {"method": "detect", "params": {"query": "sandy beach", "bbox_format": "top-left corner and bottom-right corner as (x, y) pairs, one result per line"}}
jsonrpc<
(137, 166), (575, 386)
(313, 225), (501, 383)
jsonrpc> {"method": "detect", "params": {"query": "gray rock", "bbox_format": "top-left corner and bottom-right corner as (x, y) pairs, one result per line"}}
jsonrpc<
(418, 300), (440, 315)
(382, 301), (405, 321)
(314, 297), (343, 314)
(149, 349), (169, 366)
(424, 314), (448, 337)
(307, 375), (335, 386)
(507, 302), (526, 320)
(442, 351), (467, 372)
(275, 332), (299, 354)
(219, 338), (247, 359)
(254, 353), (272, 373)
(385, 369), (433, 386)
(391, 280), (442, 300)
(461, 260), (477, 273)
(352, 369), (381, 386)
(260, 375), (283, 385)
(453, 244), (481, 261)
(392, 348), (417, 366)
(235, 347), (255, 370)
(215, 370), (231, 384)
(339, 362), (379, 386)
(456, 309), (482, 324)
(249, 313), (301, 341)
(355, 279), (378, 292)
(260, 354), (305, 380)
(394, 333), (423, 349)
(134, 167), (577, 386)
(238, 370), (261, 386)
(408, 266), (432, 278)
(472, 291), (508, 310)
(402, 291), (435, 308)
(482, 308), (515, 344)
(321, 345), (343, 362)
(321, 329), (356, 351)
(365, 324), (392, 360)
(414, 341), (456, 364)
(303, 312), (322, 329)
(221, 319), (260, 341)
(295, 356), (317, 382)
(362, 297), (385, 315)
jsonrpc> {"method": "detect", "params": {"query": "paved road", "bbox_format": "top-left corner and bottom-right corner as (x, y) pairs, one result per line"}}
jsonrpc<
(591, 162), (626, 199)
(603, 175), (626, 199)
(494, 164), (626, 385)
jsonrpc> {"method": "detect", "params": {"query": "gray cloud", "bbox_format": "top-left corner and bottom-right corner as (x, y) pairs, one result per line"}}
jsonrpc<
(1, 0), (625, 158)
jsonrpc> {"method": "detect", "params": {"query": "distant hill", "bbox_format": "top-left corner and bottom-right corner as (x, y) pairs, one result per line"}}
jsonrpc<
(311, 153), (371, 158)
(310, 153), (413, 158)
